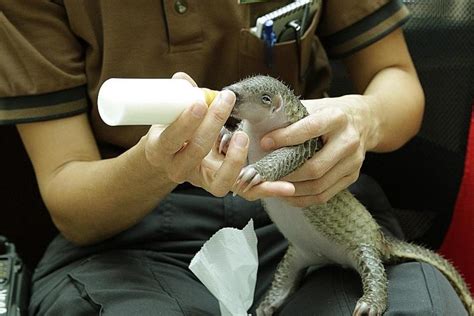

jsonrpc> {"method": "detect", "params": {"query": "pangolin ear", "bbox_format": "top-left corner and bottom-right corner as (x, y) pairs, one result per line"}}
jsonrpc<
(271, 95), (283, 113)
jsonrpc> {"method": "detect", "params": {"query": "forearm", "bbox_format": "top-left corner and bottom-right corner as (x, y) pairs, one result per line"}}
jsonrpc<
(43, 136), (176, 246)
(361, 65), (424, 152)
(343, 28), (425, 153)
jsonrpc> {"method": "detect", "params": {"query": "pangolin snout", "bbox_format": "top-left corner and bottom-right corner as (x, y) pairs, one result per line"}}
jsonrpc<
(222, 85), (242, 131)
(222, 86), (242, 118)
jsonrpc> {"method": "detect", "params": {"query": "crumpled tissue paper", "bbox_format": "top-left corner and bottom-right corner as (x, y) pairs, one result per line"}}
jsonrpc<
(189, 219), (258, 316)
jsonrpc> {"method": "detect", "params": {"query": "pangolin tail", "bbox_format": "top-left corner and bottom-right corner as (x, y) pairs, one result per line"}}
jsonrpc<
(384, 238), (473, 315)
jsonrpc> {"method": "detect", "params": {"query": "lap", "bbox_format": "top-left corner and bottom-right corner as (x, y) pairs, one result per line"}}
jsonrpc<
(31, 249), (220, 316)
(30, 249), (466, 316)
(29, 181), (466, 315)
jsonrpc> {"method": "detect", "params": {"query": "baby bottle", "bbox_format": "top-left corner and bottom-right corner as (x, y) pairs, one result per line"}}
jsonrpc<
(98, 78), (219, 126)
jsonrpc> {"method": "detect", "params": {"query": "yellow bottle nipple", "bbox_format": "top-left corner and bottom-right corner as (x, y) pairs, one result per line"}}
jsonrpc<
(201, 88), (219, 107)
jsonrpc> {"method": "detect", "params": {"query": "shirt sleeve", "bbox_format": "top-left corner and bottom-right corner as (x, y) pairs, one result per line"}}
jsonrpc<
(318, 0), (410, 58)
(0, 1), (88, 125)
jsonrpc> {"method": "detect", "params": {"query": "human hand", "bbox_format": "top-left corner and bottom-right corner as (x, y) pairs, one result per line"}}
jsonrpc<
(144, 73), (293, 198)
(260, 95), (378, 207)
(142, 72), (251, 196)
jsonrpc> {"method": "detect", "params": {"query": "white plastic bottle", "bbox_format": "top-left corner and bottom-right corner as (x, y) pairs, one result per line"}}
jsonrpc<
(98, 78), (219, 126)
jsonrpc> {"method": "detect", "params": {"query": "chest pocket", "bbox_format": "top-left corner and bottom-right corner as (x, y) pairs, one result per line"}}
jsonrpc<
(239, 1), (326, 97)
(162, 0), (204, 52)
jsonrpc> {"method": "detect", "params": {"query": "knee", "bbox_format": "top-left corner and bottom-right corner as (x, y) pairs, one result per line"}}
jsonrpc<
(386, 262), (468, 315)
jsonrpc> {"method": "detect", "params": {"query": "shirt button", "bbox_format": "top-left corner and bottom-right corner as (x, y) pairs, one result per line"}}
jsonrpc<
(175, 0), (188, 14)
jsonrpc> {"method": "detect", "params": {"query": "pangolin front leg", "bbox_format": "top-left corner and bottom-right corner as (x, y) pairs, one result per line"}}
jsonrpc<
(236, 139), (319, 192)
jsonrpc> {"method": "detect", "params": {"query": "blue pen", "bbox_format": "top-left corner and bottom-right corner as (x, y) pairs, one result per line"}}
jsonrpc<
(262, 19), (276, 69)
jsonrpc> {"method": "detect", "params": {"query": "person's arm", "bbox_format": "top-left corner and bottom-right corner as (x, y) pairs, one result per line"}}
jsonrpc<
(18, 114), (171, 246)
(250, 28), (424, 206)
(343, 27), (424, 152)
(17, 84), (251, 246)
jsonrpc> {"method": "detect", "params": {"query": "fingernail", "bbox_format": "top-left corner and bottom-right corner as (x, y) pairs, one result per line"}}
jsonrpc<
(191, 103), (207, 118)
(220, 90), (235, 104)
(261, 137), (274, 149)
(234, 133), (248, 148)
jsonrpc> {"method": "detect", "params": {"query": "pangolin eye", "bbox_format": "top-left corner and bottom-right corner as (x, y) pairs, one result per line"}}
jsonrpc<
(261, 94), (272, 105)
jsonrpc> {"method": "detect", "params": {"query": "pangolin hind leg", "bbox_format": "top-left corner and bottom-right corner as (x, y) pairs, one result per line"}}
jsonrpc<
(351, 244), (388, 316)
(256, 244), (325, 316)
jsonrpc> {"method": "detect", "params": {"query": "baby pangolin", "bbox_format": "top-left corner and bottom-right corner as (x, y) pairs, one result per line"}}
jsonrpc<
(220, 75), (473, 316)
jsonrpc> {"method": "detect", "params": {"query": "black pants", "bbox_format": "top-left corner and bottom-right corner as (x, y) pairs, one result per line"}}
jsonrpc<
(29, 175), (466, 315)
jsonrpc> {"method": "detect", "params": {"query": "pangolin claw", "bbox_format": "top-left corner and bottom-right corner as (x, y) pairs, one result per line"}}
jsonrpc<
(218, 127), (232, 154)
(353, 300), (383, 316)
(235, 165), (264, 193)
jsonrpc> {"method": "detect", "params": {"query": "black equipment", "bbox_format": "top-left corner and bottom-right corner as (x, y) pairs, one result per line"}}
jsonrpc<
(0, 236), (29, 316)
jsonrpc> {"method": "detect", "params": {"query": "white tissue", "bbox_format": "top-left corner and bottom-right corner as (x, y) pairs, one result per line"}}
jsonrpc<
(189, 219), (258, 316)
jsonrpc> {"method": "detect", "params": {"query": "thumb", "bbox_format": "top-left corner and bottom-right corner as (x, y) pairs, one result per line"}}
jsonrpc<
(172, 72), (198, 87)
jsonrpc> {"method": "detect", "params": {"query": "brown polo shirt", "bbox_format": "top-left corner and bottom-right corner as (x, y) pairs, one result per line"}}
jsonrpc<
(0, 0), (409, 145)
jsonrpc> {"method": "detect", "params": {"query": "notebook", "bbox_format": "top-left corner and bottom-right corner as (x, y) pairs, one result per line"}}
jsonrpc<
(251, 0), (313, 40)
